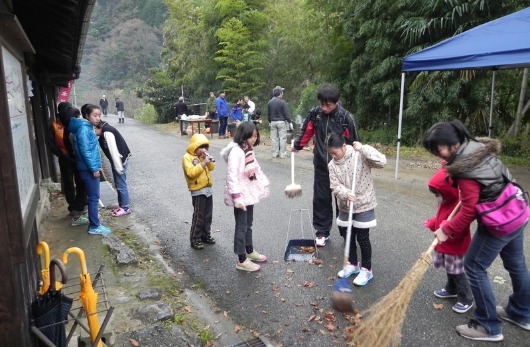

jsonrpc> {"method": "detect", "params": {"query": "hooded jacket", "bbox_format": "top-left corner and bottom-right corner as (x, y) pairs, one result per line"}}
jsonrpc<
(294, 106), (359, 170)
(221, 141), (270, 206)
(328, 144), (386, 214)
(68, 117), (101, 173)
(441, 137), (511, 237)
(425, 166), (471, 255)
(182, 134), (215, 192)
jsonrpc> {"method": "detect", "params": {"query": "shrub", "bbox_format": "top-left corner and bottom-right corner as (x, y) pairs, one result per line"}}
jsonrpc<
(499, 134), (530, 157)
(135, 103), (158, 124)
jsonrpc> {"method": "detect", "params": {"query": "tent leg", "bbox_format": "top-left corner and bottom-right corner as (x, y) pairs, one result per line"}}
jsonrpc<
(488, 70), (496, 137)
(395, 73), (406, 179)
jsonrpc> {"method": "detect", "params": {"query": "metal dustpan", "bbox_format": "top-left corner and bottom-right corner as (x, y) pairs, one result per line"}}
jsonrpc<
(284, 208), (318, 261)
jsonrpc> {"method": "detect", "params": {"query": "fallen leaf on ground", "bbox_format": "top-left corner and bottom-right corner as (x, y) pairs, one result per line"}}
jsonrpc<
(234, 325), (241, 333)
(308, 315), (316, 322)
(184, 306), (192, 313)
(302, 281), (315, 288)
(129, 338), (139, 346)
(433, 303), (444, 310)
(223, 311), (229, 317)
(311, 259), (323, 265)
(324, 313), (336, 322)
(325, 323), (337, 331)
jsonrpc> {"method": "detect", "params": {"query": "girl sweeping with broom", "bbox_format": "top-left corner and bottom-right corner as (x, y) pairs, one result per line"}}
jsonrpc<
(327, 133), (386, 286)
(424, 165), (473, 314)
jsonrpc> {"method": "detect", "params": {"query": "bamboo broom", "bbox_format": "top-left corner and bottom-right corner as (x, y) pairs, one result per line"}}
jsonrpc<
(346, 202), (461, 347)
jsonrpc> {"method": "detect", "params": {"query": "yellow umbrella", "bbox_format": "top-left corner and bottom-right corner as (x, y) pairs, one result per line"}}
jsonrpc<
(62, 247), (103, 347)
(35, 241), (67, 295)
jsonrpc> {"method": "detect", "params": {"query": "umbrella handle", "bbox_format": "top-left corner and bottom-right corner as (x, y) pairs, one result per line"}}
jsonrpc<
(62, 247), (88, 275)
(49, 259), (68, 291)
(36, 241), (50, 270)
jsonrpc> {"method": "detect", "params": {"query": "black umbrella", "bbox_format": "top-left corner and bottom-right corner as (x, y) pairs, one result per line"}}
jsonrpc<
(32, 259), (73, 347)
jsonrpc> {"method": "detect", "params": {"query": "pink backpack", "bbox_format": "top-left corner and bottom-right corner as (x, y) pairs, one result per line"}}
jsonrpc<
(476, 182), (530, 236)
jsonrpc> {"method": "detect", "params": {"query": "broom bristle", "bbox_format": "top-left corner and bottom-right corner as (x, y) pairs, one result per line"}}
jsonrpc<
(285, 183), (302, 198)
(345, 251), (433, 347)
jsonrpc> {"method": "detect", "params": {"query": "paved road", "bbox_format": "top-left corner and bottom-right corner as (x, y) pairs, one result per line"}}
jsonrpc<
(109, 114), (530, 347)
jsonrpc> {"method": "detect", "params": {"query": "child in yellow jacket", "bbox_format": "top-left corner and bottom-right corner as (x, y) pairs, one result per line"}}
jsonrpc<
(182, 134), (216, 250)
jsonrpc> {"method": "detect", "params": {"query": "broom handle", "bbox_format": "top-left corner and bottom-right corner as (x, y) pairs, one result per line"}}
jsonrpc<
(291, 139), (295, 184)
(343, 151), (359, 267)
(427, 201), (462, 252)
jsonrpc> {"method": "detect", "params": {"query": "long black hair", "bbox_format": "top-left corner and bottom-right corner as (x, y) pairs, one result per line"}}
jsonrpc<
(422, 119), (475, 157)
(233, 122), (260, 147)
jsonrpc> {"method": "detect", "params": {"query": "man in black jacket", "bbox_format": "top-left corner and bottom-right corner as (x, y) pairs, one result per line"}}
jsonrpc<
(292, 84), (359, 247)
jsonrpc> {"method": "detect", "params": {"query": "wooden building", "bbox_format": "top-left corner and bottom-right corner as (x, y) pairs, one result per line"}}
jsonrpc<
(0, 1), (94, 345)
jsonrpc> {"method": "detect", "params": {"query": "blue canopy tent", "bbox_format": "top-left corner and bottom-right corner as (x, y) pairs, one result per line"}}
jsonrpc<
(395, 6), (530, 178)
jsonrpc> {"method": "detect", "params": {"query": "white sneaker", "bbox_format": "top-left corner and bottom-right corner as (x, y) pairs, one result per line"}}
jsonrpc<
(315, 236), (329, 247)
(236, 259), (261, 272)
(246, 250), (267, 262)
(337, 263), (360, 278)
(353, 267), (373, 286)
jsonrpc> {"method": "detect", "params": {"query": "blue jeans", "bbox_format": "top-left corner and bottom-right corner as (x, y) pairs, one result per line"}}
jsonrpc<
(112, 163), (129, 209)
(219, 117), (228, 136)
(464, 222), (530, 335)
(79, 170), (101, 228)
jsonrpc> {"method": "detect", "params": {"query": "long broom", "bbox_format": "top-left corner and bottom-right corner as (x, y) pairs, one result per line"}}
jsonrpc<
(346, 202), (461, 347)
(331, 150), (359, 313)
(285, 139), (302, 198)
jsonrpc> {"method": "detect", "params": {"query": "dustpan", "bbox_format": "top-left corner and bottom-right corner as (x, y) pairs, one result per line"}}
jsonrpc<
(284, 208), (318, 261)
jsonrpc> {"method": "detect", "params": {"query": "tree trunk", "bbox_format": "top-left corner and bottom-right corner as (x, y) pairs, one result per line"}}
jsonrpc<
(513, 68), (529, 136)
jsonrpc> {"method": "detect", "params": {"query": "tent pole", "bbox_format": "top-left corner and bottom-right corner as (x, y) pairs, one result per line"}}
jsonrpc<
(395, 73), (406, 179)
(488, 70), (496, 137)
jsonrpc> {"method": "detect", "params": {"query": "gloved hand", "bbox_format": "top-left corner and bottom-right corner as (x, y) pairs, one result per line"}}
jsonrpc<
(234, 198), (247, 211)
(434, 228), (449, 243)
(289, 122), (294, 130)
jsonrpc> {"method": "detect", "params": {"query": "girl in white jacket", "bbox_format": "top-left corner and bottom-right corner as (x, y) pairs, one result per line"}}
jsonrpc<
(221, 122), (270, 272)
(327, 132), (386, 286)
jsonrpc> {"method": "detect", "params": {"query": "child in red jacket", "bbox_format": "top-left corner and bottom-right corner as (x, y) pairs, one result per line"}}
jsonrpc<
(424, 165), (473, 313)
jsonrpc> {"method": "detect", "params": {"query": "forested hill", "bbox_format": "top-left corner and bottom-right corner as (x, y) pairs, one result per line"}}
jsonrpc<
(80, 0), (166, 90)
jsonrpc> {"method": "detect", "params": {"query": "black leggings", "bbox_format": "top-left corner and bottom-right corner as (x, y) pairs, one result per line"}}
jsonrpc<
(348, 228), (372, 270)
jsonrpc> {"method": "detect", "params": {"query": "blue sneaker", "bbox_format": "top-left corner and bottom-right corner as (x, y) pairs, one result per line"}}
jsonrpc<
(453, 302), (474, 313)
(434, 288), (457, 299)
(88, 225), (111, 235)
(353, 267), (373, 286)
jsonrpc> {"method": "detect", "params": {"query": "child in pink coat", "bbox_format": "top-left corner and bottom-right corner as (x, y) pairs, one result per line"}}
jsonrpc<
(424, 165), (473, 313)
(221, 122), (270, 272)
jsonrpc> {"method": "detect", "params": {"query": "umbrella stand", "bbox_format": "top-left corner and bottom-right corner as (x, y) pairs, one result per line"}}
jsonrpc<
(63, 248), (115, 347)
(64, 265), (114, 347)
(31, 259), (72, 347)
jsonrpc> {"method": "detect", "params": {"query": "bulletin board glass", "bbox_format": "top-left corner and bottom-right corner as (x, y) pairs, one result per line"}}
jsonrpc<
(2, 46), (35, 217)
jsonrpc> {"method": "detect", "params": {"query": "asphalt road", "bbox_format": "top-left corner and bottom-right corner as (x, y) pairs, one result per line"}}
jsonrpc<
(110, 114), (530, 347)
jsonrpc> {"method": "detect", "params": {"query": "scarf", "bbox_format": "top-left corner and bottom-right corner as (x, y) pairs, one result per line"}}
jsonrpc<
(242, 143), (257, 180)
